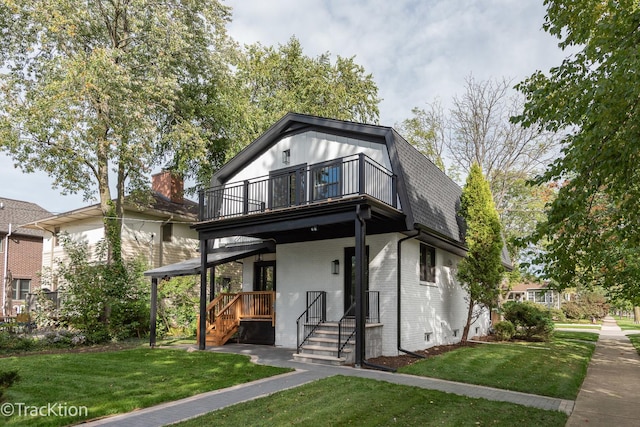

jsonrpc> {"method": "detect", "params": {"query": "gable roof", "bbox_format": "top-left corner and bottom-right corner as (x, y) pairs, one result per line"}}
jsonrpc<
(214, 113), (465, 244)
(211, 113), (511, 269)
(21, 193), (198, 230)
(0, 197), (51, 237)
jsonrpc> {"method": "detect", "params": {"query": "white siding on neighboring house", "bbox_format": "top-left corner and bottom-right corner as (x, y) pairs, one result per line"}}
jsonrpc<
(41, 213), (198, 289)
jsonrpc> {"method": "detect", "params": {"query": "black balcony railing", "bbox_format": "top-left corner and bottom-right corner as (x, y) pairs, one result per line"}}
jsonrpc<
(199, 154), (397, 221)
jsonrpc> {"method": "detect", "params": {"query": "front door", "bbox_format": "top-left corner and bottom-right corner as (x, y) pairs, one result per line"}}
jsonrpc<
(254, 261), (276, 291)
(344, 247), (369, 313)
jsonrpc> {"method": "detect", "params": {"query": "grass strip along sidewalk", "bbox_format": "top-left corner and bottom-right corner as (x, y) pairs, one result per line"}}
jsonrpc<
(1, 348), (291, 426)
(175, 375), (568, 427)
(399, 332), (595, 400)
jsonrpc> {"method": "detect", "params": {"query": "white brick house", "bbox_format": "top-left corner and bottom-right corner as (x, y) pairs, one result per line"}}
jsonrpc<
(147, 113), (511, 366)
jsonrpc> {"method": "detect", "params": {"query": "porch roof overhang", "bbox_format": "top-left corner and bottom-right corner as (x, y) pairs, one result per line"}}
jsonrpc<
(143, 241), (275, 278)
(192, 196), (407, 244)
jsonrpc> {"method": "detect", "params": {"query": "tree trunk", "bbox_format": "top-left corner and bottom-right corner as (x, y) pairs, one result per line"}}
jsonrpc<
(461, 298), (474, 342)
(634, 306), (640, 324)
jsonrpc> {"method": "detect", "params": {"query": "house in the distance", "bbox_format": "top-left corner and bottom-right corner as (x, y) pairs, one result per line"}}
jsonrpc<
(504, 281), (570, 310)
(24, 171), (200, 290)
(0, 197), (51, 316)
(147, 113), (512, 366)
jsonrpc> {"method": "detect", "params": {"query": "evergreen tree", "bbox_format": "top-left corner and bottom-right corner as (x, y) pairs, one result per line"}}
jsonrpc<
(457, 163), (504, 341)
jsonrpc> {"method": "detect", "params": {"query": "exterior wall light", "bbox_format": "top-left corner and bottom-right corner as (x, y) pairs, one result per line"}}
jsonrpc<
(331, 259), (340, 275)
(282, 149), (291, 165)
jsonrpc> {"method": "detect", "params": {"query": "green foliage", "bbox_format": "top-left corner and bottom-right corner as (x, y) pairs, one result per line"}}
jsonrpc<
(562, 289), (609, 320)
(396, 104), (446, 170)
(514, 1), (640, 303)
(0, 0), (235, 254)
(157, 276), (200, 337)
(0, 332), (37, 352)
(57, 237), (149, 343)
(503, 301), (554, 341)
(457, 163), (504, 340)
(225, 37), (380, 157)
(0, 370), (19, 403)
(493, 320), (515, 341)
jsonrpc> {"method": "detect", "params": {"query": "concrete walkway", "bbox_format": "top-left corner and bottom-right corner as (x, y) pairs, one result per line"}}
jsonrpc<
(84, 343), (573, 427)
(566, 316), (640, 426)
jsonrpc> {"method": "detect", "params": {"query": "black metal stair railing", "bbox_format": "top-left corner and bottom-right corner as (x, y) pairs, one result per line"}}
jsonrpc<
(296, 291), (326, 353)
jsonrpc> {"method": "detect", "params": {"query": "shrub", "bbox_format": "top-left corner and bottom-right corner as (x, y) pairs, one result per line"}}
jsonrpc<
(42, 330), (86, 348)
(0, 332), (38, 353)
(562, 301), (585, 320)
(0, 370), (19, 403)
(57, 237), (150, 342)
(493, 320), (515, 341)
(503, 301), (554, 341)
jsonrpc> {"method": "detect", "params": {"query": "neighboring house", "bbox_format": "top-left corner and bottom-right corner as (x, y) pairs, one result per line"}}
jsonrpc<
(0, 197), (51, 316)
(146, 113), (512, 366)
(24, 171), (200, 290)
(504, 281), (571, 310)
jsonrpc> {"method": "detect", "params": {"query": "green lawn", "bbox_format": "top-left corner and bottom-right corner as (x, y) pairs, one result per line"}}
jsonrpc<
(399, 334), (595, 399)
(612, 315), (640, 331)
(1, 348), (290, 426)
(175, 376), (568, 427)
(553, 330), (599, 342)
(628, 334), (640, 355)
(555, 323), (601, 329)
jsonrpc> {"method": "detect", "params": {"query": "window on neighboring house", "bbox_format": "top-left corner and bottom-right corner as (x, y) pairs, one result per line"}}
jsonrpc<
(0, 237), (3, 253)
(420, 243), (436, 283)
(12, 279), (31, 300)
(311, 161), (341, 201)
(54, 227), (60, 246)
(162, 223), (173, 242)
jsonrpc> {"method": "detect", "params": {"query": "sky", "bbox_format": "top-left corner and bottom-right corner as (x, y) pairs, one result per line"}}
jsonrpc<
(0, 0), (571, 216)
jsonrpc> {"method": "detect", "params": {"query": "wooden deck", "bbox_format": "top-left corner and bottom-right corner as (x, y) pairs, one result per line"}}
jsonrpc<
(197, 291), (275, 346)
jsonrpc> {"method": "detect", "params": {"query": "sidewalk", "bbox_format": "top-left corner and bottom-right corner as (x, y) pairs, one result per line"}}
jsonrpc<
(566, 316), (640, 427)
(83, 343), (573, 427)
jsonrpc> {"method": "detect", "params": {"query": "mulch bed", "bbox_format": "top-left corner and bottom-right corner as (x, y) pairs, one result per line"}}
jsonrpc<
(366, 341), (480, 369)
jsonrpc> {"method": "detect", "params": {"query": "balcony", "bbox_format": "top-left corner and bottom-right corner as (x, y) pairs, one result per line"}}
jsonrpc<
(199, 153), (397, 222)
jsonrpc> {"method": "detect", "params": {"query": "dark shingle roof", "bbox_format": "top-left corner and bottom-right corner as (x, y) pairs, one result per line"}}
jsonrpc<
(0, 197), (52, 237)
(390, 130), (465, 245)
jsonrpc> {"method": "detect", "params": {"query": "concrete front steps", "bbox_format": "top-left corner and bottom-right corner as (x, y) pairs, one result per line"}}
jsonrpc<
(293, 322), (355, 366)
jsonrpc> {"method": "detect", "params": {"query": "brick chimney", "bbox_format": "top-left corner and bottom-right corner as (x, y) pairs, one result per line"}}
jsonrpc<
(152, 171), (184, 204)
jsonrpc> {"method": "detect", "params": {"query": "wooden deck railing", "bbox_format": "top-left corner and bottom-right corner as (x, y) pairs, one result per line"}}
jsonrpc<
(197, 291), (275, 346)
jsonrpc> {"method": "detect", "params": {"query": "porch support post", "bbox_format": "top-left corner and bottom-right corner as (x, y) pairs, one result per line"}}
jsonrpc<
(149, 277), (158, 348)
(354, 204), (370, 367)
(199, 238), (208, 350)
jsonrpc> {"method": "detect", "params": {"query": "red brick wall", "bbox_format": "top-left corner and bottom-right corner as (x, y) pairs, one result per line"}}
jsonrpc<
(1, 233), (43, 314)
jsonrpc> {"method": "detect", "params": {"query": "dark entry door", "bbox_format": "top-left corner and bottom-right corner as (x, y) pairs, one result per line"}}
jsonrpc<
(254, 261), (276, 291)
(344, 247), (369, 313)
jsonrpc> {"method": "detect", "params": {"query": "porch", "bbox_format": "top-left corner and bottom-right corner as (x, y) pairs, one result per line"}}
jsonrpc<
(198, 153), (397, 223)
(196, 291), (276, 346)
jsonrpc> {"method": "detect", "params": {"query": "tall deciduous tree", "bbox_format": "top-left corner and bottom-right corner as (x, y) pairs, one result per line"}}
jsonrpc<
(514, 0), (640, 306)
(457, 163), (504, 342)
(395, 104), (447, 171)
(0, 0), (233, 262)
(226, 37), (380, 155)
(400, 76), (558, 262)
